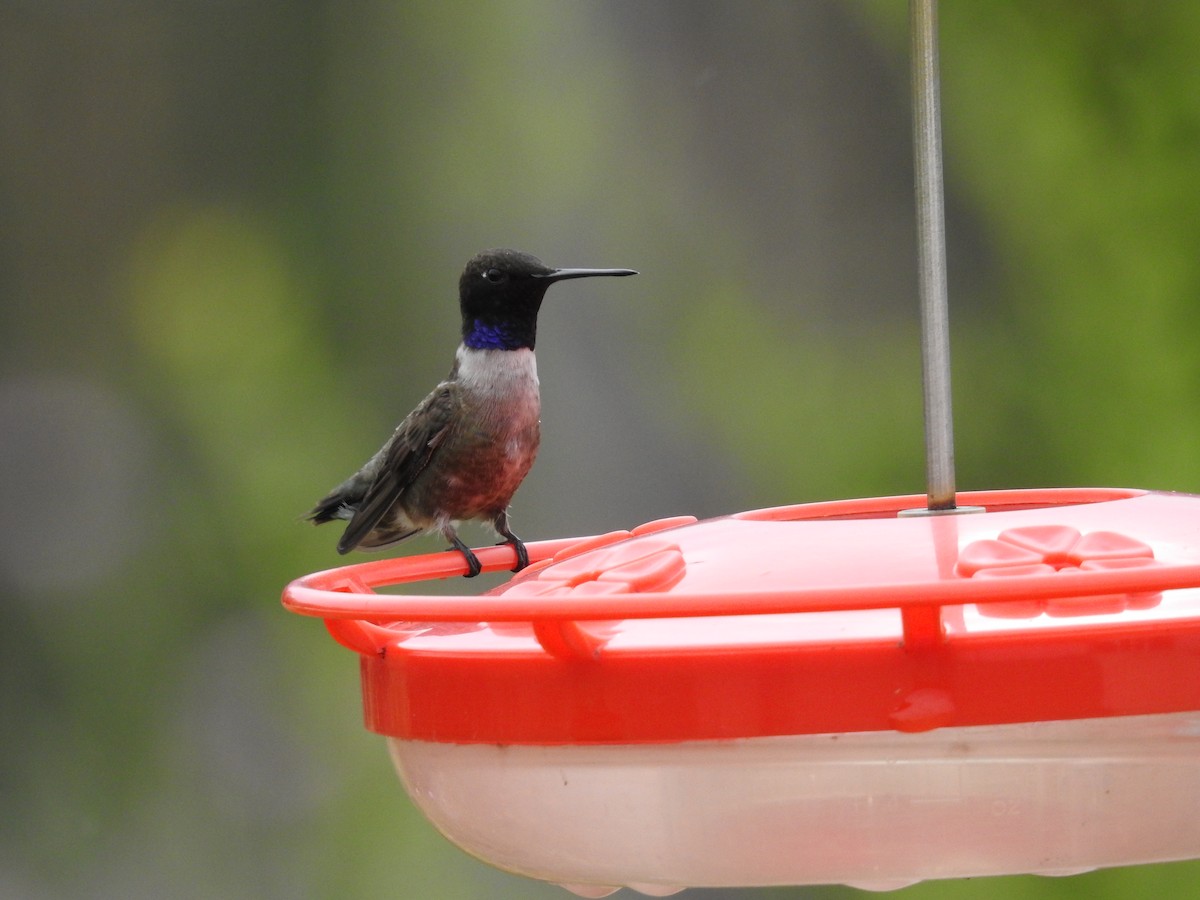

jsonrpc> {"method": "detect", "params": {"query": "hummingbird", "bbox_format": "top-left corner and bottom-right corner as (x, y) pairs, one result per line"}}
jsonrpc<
(308, 248), (637, 577)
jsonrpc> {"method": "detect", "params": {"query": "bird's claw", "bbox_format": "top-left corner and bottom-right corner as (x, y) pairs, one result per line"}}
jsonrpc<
(461, 553), (482, 578)
(453, 545), (482, 578)
(492, 537), (529, 572)
(451, 541), (524, 577)
(507, 538), (529, 573)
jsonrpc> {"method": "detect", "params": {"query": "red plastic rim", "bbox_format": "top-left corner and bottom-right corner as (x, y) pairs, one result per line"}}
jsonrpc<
(283, 488), (1200, 744)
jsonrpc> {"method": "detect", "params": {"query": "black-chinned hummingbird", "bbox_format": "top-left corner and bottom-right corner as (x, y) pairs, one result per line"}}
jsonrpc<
(308, 248), (637, 576)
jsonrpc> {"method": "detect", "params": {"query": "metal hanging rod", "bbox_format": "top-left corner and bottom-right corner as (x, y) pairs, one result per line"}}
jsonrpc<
(910, 0), (959, 513)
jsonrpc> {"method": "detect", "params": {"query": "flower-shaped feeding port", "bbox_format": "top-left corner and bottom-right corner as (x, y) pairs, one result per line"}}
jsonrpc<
(958, 525), (1162, 618)
(501, 533), (690, 659)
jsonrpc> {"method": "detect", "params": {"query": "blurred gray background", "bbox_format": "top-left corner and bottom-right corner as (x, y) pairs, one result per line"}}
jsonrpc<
(5, 2), (1200, 898)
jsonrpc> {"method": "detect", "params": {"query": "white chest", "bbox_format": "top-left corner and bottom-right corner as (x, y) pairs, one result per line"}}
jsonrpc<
(455, 345), (538, 391)
(454, 345), (541, 425)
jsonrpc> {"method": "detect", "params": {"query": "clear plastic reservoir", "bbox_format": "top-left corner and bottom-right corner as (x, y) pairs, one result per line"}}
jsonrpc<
(391, 712), (1200, 893)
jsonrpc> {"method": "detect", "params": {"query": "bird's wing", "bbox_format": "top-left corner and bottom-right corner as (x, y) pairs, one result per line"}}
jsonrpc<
(335, 382), (460, 554)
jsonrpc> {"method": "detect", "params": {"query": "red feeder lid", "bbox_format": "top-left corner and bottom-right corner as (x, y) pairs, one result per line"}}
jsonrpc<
(282, 488), (1200, 745)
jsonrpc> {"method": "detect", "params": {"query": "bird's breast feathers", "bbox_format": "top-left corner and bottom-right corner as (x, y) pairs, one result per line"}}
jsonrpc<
(453, 345), (540, 422)
(454, 344), (539, 391)
(449, 342), (541, 440)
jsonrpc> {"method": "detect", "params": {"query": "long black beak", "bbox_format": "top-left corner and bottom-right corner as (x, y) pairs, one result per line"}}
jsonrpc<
(537, 266), (638, 282)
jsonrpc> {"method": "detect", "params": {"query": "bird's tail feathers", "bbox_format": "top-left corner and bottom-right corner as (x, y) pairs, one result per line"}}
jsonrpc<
(306, 492), (355, 525)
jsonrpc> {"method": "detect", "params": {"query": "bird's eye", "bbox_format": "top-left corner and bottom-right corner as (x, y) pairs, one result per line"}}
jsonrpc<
(483, 268), (506, 284)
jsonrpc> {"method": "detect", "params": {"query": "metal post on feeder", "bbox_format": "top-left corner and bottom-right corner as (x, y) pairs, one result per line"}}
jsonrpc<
(902, 0), (982, 518)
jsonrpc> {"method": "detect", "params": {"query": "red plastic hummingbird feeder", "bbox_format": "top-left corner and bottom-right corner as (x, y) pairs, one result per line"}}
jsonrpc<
(284, 489), (1200, 893)
(283, 2), (1200, 894)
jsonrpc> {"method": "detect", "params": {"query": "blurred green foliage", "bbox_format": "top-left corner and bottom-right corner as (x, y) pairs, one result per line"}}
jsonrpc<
(4, 1), (1200, 898)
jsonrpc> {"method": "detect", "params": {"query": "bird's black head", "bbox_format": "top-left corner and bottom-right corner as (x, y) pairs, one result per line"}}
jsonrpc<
(458, 248), (637, 351)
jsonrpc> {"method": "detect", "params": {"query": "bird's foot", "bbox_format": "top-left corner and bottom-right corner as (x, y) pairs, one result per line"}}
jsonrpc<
(445, 533), (483, 577)
(490, 513), (528, 573)
(457, 546), (483, 578)
(500, 537), (529, 573)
